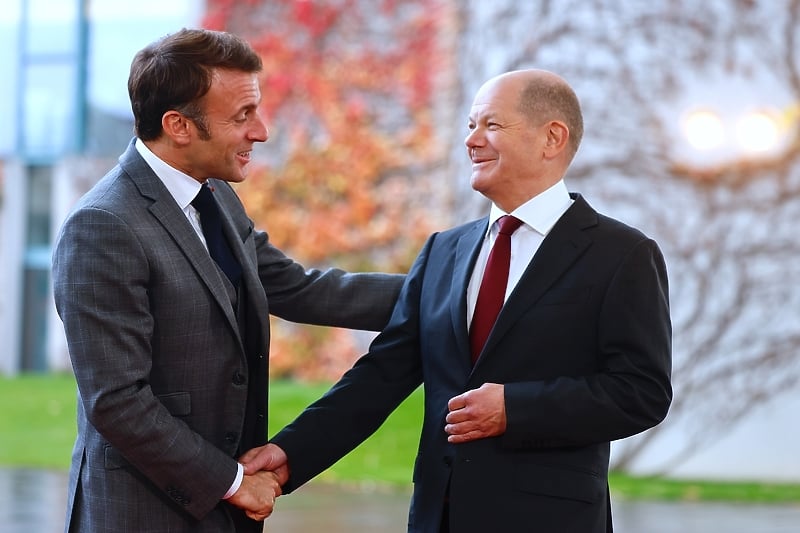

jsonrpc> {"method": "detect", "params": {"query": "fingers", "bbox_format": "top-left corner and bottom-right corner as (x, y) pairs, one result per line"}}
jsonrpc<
(445, 404), (469, 424)
(237, 446), (261, 466)
(243, 481), (277, 522)
(444, 414), (485, 442)
(268, 471), (283, 498)
(447, 429), (485, 444)
(273, 462), (290, 486)
(447, 392), (468, 412)
(229, 446), (289, 523)
(240, 443), (288, 475)
(228, 469), (283, 521)
(444, 383), (506, 443)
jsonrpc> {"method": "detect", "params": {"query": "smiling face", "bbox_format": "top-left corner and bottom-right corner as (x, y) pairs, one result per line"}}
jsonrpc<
(465, 70), (573, 212)
(182, 68), (268, 183)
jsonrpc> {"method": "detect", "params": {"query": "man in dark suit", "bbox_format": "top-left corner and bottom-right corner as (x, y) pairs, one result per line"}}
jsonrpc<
(241, 69), (672, 533)
(52, 28), (403, 532)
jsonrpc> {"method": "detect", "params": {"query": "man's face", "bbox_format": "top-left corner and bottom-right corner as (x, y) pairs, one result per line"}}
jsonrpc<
(185, 69), (268, 183)
(465, 76), (548, 210)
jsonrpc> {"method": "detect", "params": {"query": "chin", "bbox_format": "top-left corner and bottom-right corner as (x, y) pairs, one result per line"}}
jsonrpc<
(470, 175), (490, 195)
(226, 171), (247, 183)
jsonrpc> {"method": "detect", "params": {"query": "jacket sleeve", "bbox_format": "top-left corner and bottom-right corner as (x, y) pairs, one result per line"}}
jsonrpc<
(502, 238), (672, 448)
(269, 236), (435, 491)
(255, 229), (405, 330)
(213, 180), (405, 331)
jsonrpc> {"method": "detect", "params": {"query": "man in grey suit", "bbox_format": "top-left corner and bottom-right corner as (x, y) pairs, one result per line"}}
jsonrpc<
(241, 69), (672, 532)
(52, 28), (403, 532)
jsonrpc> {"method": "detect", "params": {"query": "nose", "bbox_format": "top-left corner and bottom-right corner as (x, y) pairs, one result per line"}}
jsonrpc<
(464, 127), (482, 150)
(251, 111), (269, 143)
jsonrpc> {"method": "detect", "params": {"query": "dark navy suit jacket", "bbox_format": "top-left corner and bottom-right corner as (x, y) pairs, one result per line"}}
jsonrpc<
(272, 193), (672, 533)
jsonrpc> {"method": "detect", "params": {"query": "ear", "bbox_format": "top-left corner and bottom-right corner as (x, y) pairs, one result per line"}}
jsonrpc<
(542, 120), (570, 159)
(162, 111), (192, 146)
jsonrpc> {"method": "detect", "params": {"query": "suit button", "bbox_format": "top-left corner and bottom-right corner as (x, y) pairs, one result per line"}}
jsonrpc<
(232, 372), (246, 385)
(225, 432), (238, 444)
(443, 456), (452, 466)
(166, 486), (190, 506)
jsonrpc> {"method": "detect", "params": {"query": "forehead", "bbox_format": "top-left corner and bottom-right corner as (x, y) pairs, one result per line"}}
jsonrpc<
(469, 77), (522, 119)
(205, 69), (261, 110)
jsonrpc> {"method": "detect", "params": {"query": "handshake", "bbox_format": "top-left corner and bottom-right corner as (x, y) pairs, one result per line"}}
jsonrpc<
(227, 443), (289, 522)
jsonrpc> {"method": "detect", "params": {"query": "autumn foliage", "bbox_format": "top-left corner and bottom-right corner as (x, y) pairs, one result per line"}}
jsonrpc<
(203, 0), (450, 380)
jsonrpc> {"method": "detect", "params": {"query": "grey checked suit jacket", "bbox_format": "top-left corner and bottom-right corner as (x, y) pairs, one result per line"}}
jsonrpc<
(52, 139), (404, 532)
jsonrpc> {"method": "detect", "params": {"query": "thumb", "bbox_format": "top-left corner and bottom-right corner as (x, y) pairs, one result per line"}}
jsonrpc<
(238, 447), (262, 473)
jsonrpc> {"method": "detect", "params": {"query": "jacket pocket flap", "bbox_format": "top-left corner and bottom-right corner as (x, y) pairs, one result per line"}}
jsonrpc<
(514, 463), (604, 503)
(157, 391), (191, 416)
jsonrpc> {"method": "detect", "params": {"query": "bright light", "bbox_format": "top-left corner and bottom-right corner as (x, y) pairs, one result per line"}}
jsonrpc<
(736, 110), (782, 154)
(682, 109), (725, 151)
(668, 74), (797, 170)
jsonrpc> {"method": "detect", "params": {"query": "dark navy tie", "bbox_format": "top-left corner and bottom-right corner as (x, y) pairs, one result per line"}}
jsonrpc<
(191, 183), (242, 286)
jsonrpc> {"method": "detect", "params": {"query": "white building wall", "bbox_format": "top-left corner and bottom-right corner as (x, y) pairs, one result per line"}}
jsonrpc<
(0, 163), (27, 375)
(615, 390), (800, 482)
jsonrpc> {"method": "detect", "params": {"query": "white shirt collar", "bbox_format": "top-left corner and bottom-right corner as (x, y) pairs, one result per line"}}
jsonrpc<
(135, 138), (203, 209)
(487, 180), (572, 237)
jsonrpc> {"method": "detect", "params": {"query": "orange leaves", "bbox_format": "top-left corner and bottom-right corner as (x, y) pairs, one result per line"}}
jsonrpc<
(268, 319), (366, 381)
(208, 0), (449, 379)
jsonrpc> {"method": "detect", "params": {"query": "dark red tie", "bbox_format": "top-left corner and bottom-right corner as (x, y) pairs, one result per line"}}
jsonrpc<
(469, 215), (524, 364)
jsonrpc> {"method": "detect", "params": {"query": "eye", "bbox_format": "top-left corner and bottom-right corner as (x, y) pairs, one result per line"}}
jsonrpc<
(487, 122), (500, 130)
(234, 108), (256, 124)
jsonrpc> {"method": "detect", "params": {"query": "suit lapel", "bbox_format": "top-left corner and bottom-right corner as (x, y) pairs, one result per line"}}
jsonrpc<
(119, 145), (242, 340)
(450, 219), (489, 362)
(475, 195), (597, 367)
(207, 179), (269, 323)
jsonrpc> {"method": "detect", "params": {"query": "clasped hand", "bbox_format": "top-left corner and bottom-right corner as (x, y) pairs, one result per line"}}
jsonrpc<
(227, 469), (284, 521)
(228, 382), (505, 521)
(445, 382), (506, 443)
(227, 443), (290, 521)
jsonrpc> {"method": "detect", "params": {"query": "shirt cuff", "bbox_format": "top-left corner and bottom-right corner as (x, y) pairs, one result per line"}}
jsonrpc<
(222, 462), (244, 500)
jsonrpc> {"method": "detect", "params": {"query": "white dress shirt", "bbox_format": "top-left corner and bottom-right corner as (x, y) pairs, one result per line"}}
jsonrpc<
(134, 139), (210, 250)
(134, 139), (243, 499)
(466, 180), (573, 329)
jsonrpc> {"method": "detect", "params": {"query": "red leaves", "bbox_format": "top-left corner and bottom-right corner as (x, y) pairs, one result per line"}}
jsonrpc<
(206, 0), (449, 379)
(291, 0), (348, 38)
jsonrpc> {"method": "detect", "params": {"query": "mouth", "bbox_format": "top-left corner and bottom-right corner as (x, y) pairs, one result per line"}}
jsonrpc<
(471, 156), (494, 167)
(469, 149), (493, 166)
(236, 150), (252, 163)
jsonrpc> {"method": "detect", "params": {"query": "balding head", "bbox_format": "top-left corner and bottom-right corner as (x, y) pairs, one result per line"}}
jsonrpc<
(466, 69), (583, 211)
(477, 69), (583, 161)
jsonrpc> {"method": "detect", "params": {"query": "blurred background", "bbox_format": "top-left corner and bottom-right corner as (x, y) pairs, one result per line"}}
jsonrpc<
(1, 0), (799, 506)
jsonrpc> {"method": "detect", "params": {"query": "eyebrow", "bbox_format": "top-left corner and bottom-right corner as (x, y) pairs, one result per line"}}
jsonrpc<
(469, 111), (500, 123)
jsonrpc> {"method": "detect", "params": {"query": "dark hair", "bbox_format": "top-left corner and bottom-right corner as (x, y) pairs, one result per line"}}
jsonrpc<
(128, 28), (262, 141)
(518, 77), (584, 160)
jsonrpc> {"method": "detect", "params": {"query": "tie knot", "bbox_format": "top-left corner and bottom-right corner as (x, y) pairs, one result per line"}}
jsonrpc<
(191, 183), (215, 213)
(496, 215), (523, 236)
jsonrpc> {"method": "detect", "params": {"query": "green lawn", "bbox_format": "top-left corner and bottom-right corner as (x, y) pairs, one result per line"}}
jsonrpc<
(267, 380), (423, 486)
(2, 373), (800, 503)
(0, 373), (78, 469)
